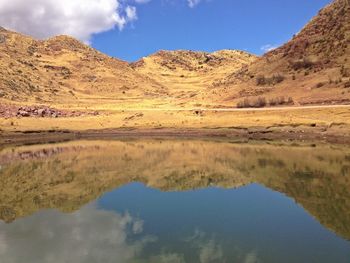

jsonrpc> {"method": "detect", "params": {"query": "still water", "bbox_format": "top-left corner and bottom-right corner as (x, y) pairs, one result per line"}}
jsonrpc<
(0, 139), (349, 262)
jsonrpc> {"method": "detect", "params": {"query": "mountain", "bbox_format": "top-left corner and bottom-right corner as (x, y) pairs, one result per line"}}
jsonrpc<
(216, 0), (350, 106)
(0, 0), (349, 109)
(0, 27), (166, 106)
(0, 28), (255, 109)
(131, 50), (257, 107)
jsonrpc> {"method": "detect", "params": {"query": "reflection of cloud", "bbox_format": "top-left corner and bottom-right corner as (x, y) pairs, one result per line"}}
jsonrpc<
(198, 239), (223, 263)
(0, 204), (262, 263)
(184, 229), (262, 263)
(185, 229), (224, 263)
(0, 233), (7, 254)
(244, 251), (260, 263)
(0, 204), (153, 263)
(151, 253), (186, 263)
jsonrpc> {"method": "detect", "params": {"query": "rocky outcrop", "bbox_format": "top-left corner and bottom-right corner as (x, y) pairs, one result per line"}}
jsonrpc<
(0, 104), (99, 118)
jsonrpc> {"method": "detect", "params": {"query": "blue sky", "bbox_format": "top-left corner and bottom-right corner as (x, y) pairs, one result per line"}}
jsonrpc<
(92, 0), (331, 62)
(0, 0), (331, 62)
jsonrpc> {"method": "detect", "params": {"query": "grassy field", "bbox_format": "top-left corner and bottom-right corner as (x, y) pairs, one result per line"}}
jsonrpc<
(1, 106), (350, 132)
(0, 105), (349, 147)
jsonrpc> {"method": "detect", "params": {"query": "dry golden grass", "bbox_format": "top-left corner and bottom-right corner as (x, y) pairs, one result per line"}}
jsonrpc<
(1, 106), (350, 133)
(132, 50), (257, 107)
(0, 0), (349, 134)
(0, 29), (166, 105)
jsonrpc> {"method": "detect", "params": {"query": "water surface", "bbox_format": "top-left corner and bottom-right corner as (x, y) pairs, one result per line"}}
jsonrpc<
(0, 139), (349, 262)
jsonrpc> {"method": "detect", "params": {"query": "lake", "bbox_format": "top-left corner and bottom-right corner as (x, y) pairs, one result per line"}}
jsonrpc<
(0, 139), (349, 262)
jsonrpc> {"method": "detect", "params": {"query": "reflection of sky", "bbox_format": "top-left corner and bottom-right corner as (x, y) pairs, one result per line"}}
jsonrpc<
(0, 204), (152, 263)
(0, 184), (349, 263)
(98, 183), (350, 263)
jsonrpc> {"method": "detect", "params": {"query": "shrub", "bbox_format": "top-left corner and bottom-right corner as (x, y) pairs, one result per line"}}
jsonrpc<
(269, 96), (294, 106)
(269, 96), (285, 106)
(271, 74), (285, 84)
(255, 97), (267, 107)
(238, 96), (293, 108)
(237, 98), (251, 108)
(256, 74), (285, 86)
(340, 66), (349, 77)
(237, 97), (266, 108)
(315, 82), (325, 88)
(269, 98), (277, 106)
(291, 57), (315, 70)
(256, 75), (267, 86)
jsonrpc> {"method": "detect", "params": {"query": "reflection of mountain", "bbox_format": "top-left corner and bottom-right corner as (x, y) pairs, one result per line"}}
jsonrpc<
(0, 140), (350, 239)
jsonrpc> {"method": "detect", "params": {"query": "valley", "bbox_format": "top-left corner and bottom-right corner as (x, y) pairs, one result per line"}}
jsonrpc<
(0, 0), (349, 143)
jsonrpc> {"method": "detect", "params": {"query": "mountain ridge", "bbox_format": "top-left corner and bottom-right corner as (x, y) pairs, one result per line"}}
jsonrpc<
(0, 0), (349, 109)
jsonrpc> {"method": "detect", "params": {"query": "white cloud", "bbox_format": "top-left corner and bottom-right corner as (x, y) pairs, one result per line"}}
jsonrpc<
(134, 0), (152, 3)
(0, 0), (139, 43)
(187, 0), (202, 8)
(126, 5), (138, 21)
(0, 0), (209, 42)
(260, 44), (278, 53)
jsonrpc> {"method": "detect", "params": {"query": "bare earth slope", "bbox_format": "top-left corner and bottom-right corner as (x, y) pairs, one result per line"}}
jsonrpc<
(214, 0), (350, 106)
(0, 28), (166, 107)
(132, 50), (257, 107)
(0, 0), (349, 109)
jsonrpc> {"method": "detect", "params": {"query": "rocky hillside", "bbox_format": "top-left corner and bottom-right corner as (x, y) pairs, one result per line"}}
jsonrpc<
(132, 49), (256, 73)
(132, 50), (257, 106)
(0, 27), (165, 105)
(216, 0), (350, 106)
(0, 0), (349, 109)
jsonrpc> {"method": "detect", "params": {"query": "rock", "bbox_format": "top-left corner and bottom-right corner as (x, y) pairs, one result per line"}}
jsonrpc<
(0, 206), (16, 223)
(37, 108), (45, 117)
(17, 110), (30, 117)
(0, 34), (5, 44)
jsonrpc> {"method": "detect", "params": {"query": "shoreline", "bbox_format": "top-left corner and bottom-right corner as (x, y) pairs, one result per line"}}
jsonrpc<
(2, 125), (350, 146)
(1, 106), (350, 146)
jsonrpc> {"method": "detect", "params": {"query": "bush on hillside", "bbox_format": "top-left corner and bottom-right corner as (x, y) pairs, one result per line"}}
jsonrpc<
(256, 74), (285, 86)
(291, 57), (315, 70)
(237, 97), (267, 108)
